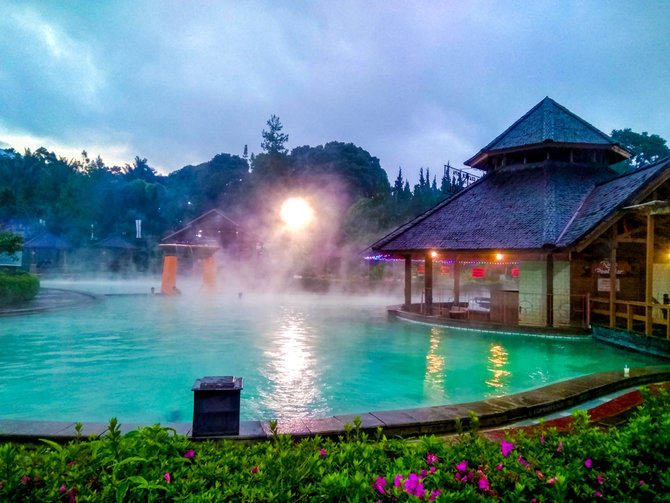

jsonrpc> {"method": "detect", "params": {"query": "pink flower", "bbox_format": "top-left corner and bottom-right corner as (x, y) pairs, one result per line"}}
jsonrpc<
(597, 475), (604, 485)
(20, 476), (30, 485)
(429, 489), (441, 502)
(640, 479), (645, 486)
(479, 478), (490, 491)
(548, 478), (555, 484)
(320, 449), (326, 456)
(536, 470), (544, 480)
(541, 435), (545, 444)
(595, 491), (602, 497)
(518, 455), (530, 468)
(455, 460), (468, 472)
(251, 466), (259, 474)
(404, 473), (425, 498)
(585, 459), (592, 469)
(68, 461), (76, 466)
(69, 491), (76, 503)
(532, 499), (537, 503)
(164, 472), (171, 484)
(394, 474), (403, 488)
(426, 451), (439, 464)
(501, 440), (514, 457)
(496, 463), (503, 470)
(184, 449), (195, 459)
(429, 467), (436, 474)
(60, 485), (66, 493)
(420, 469), (428, 477)
(557, 441), (562, 453)
(373, 476), (387, 494)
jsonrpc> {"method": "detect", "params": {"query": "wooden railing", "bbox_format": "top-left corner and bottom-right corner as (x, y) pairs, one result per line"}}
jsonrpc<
(590, 297), (670, 339)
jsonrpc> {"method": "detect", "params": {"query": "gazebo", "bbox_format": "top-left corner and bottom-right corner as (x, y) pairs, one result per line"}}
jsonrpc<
(159, 209), (258, 294)
(370, 97), (670, 337)
(23, 231), (72, 272)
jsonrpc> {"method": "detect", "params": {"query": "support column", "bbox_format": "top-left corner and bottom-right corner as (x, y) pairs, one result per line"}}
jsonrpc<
(161, 255), (178, 295)
(609, 226), (617, 328)
(202, 256), (217, 292)
(404, 255), (412, 310)
(453, 259), (461, 304)
(646, 214), (655, 336)
(425, 252), (433, 315)
(546, 253), (554, 327)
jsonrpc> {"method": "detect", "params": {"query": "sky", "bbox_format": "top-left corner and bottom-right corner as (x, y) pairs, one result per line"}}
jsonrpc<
(1, 1), (669, 185)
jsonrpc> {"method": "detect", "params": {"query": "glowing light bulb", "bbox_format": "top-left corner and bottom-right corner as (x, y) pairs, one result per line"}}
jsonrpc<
(431, 251), (438, 258)
(280, 197), (314, 230)
(495, 253), (504, 261)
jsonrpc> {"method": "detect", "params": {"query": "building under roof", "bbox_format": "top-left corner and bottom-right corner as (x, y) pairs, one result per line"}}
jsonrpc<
(371, 97), (670, 339)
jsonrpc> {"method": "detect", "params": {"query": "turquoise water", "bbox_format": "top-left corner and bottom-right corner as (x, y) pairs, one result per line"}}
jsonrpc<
(0, 288), (663, 423)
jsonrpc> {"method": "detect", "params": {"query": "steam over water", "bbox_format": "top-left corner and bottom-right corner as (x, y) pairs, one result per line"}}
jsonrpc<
(0, 280), (663, 424)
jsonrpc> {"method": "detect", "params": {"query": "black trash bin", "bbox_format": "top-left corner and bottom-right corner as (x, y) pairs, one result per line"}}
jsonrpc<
(192, 376), (243, 437)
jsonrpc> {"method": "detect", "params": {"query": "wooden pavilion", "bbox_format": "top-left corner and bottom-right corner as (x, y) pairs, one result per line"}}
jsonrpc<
(370, 97), (670, 337)
(159, 209), (258, 294)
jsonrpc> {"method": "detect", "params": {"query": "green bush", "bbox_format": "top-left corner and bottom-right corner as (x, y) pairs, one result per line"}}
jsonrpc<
(0, 389), (668, 502)
(0, 271), (40, 307)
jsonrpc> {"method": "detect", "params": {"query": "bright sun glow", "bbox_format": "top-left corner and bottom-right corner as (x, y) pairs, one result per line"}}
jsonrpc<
(280, 197), (314, 229)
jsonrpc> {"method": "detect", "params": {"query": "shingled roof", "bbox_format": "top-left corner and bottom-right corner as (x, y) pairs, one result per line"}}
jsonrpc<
(371, 158), (670, 254)
(24, 231), (72, 249)
(465, 97), (631, 168)
(557, 157), (670, 248)
(95, 234), (137, 249)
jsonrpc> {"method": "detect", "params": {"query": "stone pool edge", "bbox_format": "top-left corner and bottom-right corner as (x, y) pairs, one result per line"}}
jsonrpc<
(2, 365), (669, 443)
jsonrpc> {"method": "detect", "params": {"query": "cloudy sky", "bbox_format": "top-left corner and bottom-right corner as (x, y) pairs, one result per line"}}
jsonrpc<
(1, 1), (669, 184)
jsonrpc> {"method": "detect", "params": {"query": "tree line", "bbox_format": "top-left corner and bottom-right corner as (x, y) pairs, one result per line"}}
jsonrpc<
(0, 120), (666, 254)
(0, 116), (466, 252)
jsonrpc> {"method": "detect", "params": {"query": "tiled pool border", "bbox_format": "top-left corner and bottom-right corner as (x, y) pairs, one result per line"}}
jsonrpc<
(2, 365), (668, 442)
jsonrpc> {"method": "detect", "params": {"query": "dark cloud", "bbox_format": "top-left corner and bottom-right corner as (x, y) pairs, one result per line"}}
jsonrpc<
(1, 0), (668, 183)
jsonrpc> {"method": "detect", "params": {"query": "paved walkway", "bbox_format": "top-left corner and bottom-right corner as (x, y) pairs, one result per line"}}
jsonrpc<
(1, 365), (668, 442)
(0, 288), (100, 317)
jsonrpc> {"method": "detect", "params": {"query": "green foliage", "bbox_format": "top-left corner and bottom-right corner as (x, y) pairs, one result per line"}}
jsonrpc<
(0, 271), (39, 306)
(1, 389), (669, 501)
(261, 114), (289, 154)
(611, 128), (670, 173)
(0, 231), (22, 255)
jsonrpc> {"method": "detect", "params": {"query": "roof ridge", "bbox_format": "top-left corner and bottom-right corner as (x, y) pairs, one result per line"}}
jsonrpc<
(592, 155), (670, 189)
(370, 173), (488, 250)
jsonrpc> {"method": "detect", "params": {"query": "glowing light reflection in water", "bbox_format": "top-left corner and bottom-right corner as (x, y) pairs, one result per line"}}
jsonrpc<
(423, 327), (446, 400)
(260, 307), (326, 417)
(486, 343), (511, 388)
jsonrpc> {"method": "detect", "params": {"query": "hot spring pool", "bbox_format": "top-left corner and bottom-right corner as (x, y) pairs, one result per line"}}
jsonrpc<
(0, 283), (663, 424)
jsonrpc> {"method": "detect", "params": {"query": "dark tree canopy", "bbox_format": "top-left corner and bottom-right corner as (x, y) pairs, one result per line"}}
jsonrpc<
(611, 128), (670, 172)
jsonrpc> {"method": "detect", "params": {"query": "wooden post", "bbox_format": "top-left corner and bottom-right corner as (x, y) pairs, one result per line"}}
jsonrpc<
(404, 255), (412, 310)
(586, 292), (591, 327)
(425, 252), (433, 315)
(627, 303), (633, 332)
(546, 253), (554, 327)
(610, 224), (617, 328)
(646, 214), (654, 336)
(453, 259), (461, 304)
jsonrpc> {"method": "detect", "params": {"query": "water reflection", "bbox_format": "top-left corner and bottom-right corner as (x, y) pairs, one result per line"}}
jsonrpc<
(260, 308), (323, 417)
(423, 327), (446, 399)
(486, 343), (511, 389)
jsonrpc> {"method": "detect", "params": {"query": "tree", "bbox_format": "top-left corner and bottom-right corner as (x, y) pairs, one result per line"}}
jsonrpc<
(611, 129), (670, 172)
(0, 231), (22, 255)
(261, 115), (289, 154)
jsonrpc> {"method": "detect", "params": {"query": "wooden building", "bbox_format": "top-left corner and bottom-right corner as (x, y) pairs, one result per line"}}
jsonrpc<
(159, 209), (259, 294)
(370, 97), (670, 337)
(23, 231), (72, 272)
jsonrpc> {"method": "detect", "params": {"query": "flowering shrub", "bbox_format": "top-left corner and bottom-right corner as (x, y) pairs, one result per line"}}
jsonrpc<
(0, 388), (668, 501)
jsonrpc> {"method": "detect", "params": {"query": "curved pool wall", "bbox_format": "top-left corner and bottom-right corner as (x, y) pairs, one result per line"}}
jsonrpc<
(0, 282), (665, 425)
